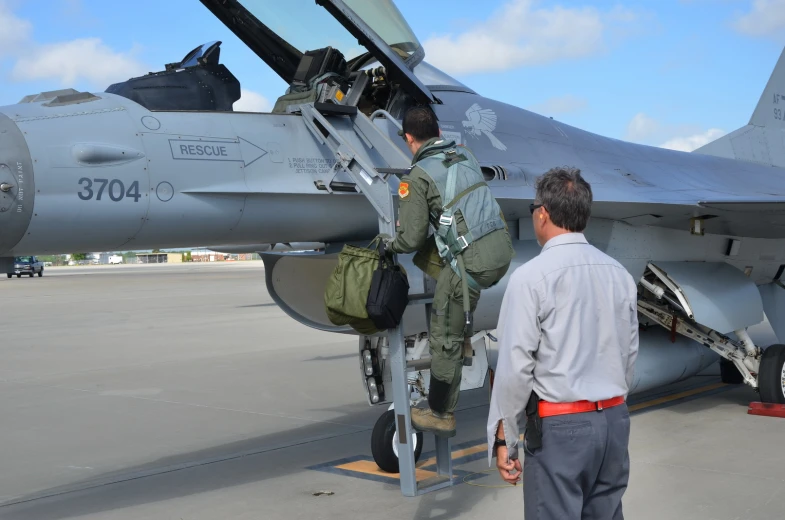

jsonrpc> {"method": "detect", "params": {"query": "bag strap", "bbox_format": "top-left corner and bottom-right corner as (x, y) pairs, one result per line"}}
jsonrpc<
(367, 236), (383, 249)
(368, 236), (396, 270)
(378, 240), (386, 270)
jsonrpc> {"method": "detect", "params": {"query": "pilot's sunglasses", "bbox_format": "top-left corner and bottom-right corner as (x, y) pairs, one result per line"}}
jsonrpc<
(529, 203), (544, 214)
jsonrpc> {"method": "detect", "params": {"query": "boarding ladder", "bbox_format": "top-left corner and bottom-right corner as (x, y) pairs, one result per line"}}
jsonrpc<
(298, 101), (454, 496)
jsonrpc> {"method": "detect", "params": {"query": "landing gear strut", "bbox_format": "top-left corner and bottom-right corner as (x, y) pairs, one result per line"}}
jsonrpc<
(636, 263), (785, 404)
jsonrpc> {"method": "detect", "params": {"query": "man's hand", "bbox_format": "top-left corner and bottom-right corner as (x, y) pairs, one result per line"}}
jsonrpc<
(375, 233), (394, 248)
(496, 446), (522, 485)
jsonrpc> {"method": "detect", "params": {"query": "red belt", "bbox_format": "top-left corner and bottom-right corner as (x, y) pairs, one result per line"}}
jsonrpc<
(538, 396), (625, 418)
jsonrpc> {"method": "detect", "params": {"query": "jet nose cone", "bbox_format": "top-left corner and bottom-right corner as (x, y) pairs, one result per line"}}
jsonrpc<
(0, 112), (35, 256)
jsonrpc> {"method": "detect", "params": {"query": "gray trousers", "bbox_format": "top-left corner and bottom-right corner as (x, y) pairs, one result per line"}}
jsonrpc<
(523, 403), (631, 520)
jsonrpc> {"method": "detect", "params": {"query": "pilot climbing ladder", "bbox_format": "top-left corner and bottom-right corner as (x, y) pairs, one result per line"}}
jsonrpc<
(298, 101), (454, 497)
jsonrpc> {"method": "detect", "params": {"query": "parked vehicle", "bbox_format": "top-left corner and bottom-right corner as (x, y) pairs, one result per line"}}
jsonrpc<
(7, 256), (44, 278)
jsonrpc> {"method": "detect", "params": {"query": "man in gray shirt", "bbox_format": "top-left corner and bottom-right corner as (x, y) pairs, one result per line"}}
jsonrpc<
(487, 167), (639, 520)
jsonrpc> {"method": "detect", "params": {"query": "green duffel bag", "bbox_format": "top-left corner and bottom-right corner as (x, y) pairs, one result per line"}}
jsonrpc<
(324, 239), (384, 335)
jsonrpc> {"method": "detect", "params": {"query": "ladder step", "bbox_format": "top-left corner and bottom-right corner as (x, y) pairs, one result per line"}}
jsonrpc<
(406, 358), (431, 371)
(314, 180), (356, 192)
(416, 475), (454, 495)
(408, 293), (434, 306)
(314, 102), (357, 116)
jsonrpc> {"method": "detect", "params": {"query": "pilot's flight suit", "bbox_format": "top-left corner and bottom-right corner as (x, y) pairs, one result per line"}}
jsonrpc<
(386, 137), (514, 436)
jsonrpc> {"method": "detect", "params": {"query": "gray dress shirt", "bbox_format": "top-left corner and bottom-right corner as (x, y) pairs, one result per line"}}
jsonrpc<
(487, 232), (639, 463)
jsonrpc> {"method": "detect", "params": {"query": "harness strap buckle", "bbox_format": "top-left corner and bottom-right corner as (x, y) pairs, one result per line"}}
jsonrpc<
(457, 236), (469, 250)
(439, 214), (453, 226)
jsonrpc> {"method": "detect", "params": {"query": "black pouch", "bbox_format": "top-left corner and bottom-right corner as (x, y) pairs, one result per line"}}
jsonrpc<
(365, 241), (410, 330)
(524, 392), (543, 452)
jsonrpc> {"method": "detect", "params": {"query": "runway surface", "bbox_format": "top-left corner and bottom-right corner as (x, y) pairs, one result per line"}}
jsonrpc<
(0, 262), (783, 519)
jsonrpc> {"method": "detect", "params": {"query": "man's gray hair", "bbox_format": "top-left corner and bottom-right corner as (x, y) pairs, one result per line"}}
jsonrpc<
(535, 166), (593, 232)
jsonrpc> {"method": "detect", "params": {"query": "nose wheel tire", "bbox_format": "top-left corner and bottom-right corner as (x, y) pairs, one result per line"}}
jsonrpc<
(371, 410), (423, 473)
(758, 344), (785, 404)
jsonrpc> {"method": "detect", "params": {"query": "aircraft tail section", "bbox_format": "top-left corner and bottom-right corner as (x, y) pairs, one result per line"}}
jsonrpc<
(694, 47), (785, 168)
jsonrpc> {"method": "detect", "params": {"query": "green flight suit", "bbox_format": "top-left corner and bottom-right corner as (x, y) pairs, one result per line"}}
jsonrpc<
(388, 137), (514, 414)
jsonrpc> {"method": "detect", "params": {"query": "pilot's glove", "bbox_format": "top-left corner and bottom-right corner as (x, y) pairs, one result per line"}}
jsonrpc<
(375, 233), (395, 254)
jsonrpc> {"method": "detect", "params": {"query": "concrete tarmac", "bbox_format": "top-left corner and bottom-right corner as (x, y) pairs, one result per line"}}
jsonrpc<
(0, 262), (783, 519)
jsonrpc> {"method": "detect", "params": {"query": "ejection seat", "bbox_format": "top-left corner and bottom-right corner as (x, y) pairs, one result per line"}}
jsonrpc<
(272, 47), (349, 114)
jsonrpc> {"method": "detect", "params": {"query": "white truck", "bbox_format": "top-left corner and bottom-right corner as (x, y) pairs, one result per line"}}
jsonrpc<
(108, 255), (123, 265)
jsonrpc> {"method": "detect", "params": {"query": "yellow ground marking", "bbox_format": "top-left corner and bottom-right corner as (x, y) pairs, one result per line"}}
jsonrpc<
(628, 382), (727, 412)
(335, 460), (438, 481)
(334, 382), (725, 483)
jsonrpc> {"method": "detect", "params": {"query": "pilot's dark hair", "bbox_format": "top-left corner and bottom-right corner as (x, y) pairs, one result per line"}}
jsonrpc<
(402, 105), (439, 143)
(535, 166), (593, 232)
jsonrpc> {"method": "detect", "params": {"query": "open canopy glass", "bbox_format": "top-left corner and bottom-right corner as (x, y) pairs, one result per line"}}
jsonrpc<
(237, 0), (422, 63)
(199, 0), (434, 103)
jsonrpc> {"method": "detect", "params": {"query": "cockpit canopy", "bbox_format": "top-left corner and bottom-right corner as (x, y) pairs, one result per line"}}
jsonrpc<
(105, 1), (474, 115)
(236, 0), (423, 68)
(199, 0), (436, 106)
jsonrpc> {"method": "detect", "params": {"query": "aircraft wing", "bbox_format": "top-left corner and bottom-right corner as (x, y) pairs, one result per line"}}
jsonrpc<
(495, 194), (785, 240)
(693, 200), (785, 239)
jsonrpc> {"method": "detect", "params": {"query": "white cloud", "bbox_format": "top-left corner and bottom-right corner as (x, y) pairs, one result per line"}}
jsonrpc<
(624, 112), (725, 152)
(0, 2), (147, 88)
(233, 89), (272, 113)
(10, 38), (147, 86)
(527, 95), (587, 115)
(733, 0), (785, 38)
(625, 112), (661, 141)
(661, 128), (726, 152)
(422, 0), (643, 75)
(0, 1), (32, 55)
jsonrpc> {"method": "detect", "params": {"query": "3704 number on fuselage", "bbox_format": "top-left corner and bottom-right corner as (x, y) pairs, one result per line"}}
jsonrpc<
(78, 178), (141, 202)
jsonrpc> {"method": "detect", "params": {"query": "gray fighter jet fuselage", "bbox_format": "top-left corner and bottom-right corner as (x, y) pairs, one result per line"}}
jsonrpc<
(2, 0), (785, 476)
(3, 68), (785, 255)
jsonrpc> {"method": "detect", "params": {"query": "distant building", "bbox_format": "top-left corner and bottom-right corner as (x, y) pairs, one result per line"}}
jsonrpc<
(136, 253), (183, 264)
(191, 251), (227, 262)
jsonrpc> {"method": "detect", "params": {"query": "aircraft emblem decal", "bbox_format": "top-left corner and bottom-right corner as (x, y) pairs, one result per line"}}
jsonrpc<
(462, 103), (507, 151)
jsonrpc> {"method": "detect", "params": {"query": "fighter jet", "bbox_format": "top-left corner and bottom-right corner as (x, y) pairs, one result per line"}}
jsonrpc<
(1, 0), (784, 476)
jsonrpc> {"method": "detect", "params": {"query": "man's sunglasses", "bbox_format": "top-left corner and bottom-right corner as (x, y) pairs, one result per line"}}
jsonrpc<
(529, 203), (544, 214)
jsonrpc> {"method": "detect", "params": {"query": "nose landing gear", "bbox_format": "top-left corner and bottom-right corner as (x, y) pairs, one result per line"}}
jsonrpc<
(371, 409), (423, 473)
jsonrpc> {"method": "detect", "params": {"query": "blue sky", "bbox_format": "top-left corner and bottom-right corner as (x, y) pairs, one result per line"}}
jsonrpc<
(0, 0), (783, 151)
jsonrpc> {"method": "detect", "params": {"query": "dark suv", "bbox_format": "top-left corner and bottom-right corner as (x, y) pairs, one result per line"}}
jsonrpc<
(8, 256), (44, 278)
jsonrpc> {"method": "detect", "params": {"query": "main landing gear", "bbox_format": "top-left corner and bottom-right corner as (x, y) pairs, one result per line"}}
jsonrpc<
(757, 344), (785, 404)
(637, 263), (785, 404)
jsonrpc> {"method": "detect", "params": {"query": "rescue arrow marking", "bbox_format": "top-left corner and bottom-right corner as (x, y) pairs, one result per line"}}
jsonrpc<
(168, 138), (267, 167)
